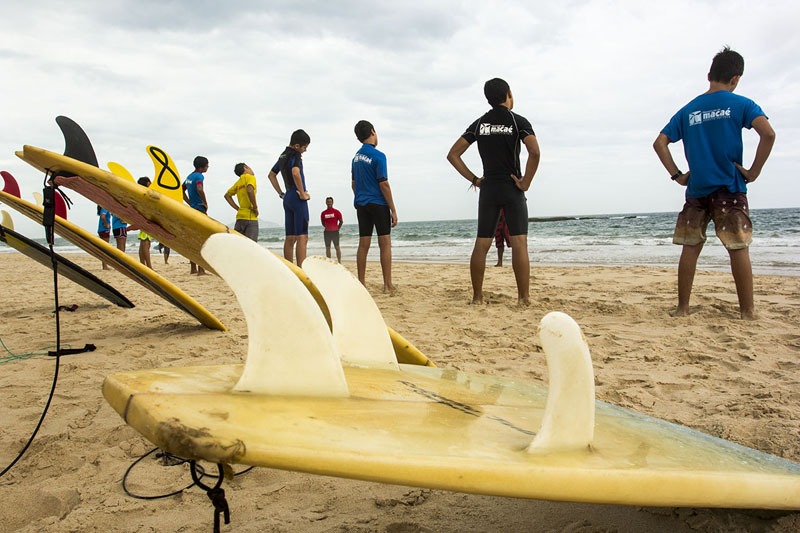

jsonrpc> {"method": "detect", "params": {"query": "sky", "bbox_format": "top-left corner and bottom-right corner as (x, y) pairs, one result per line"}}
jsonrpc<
(1, 0), (798, 236)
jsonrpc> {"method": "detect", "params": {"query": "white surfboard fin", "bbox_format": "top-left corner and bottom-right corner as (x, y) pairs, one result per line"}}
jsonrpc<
(528, 312), (595, 453)
(1, 210), (14, 230)
(201, 234), (348, 397)
(302, 256), (399, 370)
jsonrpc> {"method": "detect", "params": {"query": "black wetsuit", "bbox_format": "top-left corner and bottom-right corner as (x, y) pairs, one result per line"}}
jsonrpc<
(461, 106), (535, 237)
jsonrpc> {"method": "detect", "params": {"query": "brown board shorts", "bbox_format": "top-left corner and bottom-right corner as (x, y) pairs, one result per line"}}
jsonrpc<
(673, 189), (752, 250)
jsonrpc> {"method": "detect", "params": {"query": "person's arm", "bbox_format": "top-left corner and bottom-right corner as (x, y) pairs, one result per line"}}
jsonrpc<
(446, 137), (483, 187)
(735, 116), (776, 183)
(292, 167), (310, 200)
(337, 211), (343, 230)
(246, 184), (259, 217)
(379, 181), (398, 227)
(653, 133), (690, 186)
(224, 193), (239, 211)
(512, 135), (541, 191)
(101, 212), (110, 229)
(182, 183), (190, 204)
(267, 170), (285, 198)
(196, 181), (208, 210)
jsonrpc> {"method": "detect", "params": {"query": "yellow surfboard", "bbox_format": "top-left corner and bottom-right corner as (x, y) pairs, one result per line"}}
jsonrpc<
(0, 210), (133, 308)
(102, 234), (800, 510)
(0, 178), (225, 330)
(16, 144), (432, 366)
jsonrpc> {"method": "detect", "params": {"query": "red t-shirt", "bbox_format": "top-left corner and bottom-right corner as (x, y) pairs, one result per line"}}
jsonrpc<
(320, 207), (343, 232)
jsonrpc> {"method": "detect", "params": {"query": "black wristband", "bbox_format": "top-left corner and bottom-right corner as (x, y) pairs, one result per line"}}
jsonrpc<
(670, 171), (683, 181)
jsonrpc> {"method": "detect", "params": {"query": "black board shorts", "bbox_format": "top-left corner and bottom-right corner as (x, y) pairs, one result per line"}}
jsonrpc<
(477, 179), (528, 238)
(356, 203), (391, 237)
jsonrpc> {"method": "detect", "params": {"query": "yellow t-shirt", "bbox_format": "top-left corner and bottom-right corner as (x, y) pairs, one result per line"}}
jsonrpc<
(226, 173), (258, 221)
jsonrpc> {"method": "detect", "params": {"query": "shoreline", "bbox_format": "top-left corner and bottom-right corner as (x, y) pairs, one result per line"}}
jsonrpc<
(3, 247), (798, 277)
(1, 254), (799, 531)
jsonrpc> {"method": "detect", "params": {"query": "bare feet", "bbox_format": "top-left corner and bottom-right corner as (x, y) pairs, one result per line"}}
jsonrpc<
(669, 307), (690, 317)
(494, 262), (502, 267)
(740, 310), (757, 320)
(517, 297), (530, 307)
(383, 284), (397, 296)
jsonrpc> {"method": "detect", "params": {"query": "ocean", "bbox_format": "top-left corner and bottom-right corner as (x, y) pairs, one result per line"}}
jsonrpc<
(2, 208), (798, 276)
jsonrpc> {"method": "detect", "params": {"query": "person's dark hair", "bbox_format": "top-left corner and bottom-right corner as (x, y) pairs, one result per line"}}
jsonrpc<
(354, 120), (374, 142)
(484, 78), (510, 106)
(709, 46), (744, 83)
(234, 163), (246, 176)
(137, 176), (151, 187)
(290, 129), (311, 147)
(96, 205), (103, 216)
(193, 156), (209, 170)
(326, 196), (333, 202)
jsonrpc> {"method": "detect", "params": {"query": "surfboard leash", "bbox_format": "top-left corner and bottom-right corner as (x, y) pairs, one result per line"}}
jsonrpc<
(122, 447), (253, 531)
(0, 180), (90, 478)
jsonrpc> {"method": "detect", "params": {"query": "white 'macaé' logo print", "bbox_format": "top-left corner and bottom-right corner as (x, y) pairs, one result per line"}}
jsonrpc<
(689, 108), (731, 127)
(479, 123), (514, 135)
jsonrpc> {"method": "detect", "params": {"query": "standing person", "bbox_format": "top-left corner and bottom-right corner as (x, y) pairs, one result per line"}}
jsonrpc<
(320, 196), (344, 262)
(224, 163), (259, 242)
(267, 129), (311, 266)
(96, 205), (111, 270)
(136, 177), (153, 269)
(654, 46), (775, 320)
(351, 120), (398, 293)
(494, 209), (511, 267)
(111, 212), (128, 253)
(446, 78), (540, 305)
(182, 156), (209, 275)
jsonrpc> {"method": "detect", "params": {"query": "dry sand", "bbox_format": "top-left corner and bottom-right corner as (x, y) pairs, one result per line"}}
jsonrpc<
(1, 252), (799, 532)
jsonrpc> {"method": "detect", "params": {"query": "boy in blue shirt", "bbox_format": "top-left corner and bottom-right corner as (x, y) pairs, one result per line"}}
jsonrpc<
(182, 156), (209, 275)
(654, 47), (775, 320)
(351, 120), (398, 293)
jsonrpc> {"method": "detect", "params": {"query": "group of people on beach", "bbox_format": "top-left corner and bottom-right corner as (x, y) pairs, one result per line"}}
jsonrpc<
(181, 121), (397, 291)
(98, 46), (774, 320)
(449, 46), (774, 320)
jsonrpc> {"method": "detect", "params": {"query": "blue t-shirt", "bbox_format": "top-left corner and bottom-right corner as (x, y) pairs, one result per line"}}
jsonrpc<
(183, 171), (206, 211)
(111, 214), (126, 231)
(661, 91), (766, 198)
(351, 143), (388, 207)
(97, 208), (110, 233)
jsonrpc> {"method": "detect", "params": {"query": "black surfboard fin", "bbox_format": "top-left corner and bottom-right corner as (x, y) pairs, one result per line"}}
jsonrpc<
(55, 116), (99, 171)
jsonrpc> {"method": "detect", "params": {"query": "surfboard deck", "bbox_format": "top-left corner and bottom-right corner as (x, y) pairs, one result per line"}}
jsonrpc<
(0, 183), (225, 330)
(0, 211), (134, 308)
(99, 233), (800, 511)
(16, 143), (432, 366)
(103, 362), (800, 509)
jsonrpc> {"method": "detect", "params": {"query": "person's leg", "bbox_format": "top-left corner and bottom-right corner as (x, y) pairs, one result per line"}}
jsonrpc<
(296, 234), (308, 267)
(163, 246), (170, 264)
(728, 247), (755, 319)
(324, 231), (332, 259)
(116, 237), (126, 253)
(509, 234), (529, 305)
(357, 236), (371, 285)
(140, 240), (152, 269)
(470, 237), (493, 303)
(332, 231), (342, 263)
(284, 235), (296, 263)
(674, 243), (703, 316)
(495, 246), (504, 267)
(377, 234), (394, 293)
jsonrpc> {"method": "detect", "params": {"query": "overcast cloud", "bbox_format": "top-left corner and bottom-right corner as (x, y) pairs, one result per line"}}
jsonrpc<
(1, 0), (797, 236)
